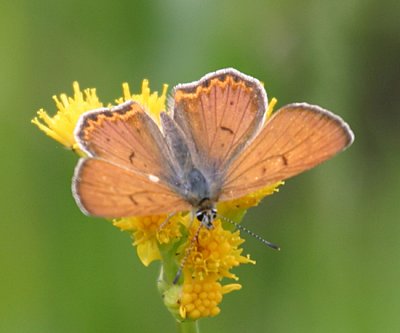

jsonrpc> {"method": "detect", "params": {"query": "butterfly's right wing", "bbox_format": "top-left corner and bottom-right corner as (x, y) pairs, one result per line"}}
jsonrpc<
(73, 101), (191, 218)
(220, 103), (354, 200)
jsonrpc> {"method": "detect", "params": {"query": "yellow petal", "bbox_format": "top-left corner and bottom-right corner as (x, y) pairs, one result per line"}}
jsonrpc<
(136, 240), (162, 267)
(32, 81), (103, 152)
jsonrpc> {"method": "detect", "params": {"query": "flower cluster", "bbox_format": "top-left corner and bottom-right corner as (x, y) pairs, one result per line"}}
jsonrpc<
(32, 78), (282, 321)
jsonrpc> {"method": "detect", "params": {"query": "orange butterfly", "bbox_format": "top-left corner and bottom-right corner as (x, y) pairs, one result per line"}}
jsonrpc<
(72, 68), (354, 229)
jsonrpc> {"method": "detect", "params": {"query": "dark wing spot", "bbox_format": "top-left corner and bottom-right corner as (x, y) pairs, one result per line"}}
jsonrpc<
(129, 151), (135, 164)
(217, 74), (227, 82)
(202, 79), (211, 88)
(113, 102), (133, 113)
(103, 110), (113, 117)
(129, 195), (138, 206)
(220, 126), (234, 135)
(266, 154), (289, 167)
(106, 137), (111, 142)
(229, 100), (234, 106)
(230, 73), (240, 82)
(146, 196), (154, 203)
(261, 167), (267, 174)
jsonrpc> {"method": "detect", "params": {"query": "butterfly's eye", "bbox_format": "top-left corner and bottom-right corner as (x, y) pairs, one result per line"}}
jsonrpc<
(211, 208), (217, 220)
(196, 210), (206, 222)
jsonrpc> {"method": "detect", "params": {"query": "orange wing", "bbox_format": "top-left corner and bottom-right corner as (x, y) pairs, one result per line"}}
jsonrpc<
(75, 101), (176, 183)
(172, 68), (267, 175)
(73, 159), (191, 218)
(220, 103), (354, 200)
(73, 101), (191, 218)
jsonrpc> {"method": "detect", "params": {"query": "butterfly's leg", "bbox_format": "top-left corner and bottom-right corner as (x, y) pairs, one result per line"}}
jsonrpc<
(158, 212), (176, 232)
(173, 214), (202, 284)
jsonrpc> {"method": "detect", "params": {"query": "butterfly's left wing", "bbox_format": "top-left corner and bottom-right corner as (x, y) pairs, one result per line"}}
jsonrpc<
(220, 103), (354, 200)
(73, 158), (191, 218)
(73, 101), (191, 218)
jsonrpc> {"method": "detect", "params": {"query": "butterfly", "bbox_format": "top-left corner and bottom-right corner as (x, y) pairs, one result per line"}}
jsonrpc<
(72, 68), (354, 229)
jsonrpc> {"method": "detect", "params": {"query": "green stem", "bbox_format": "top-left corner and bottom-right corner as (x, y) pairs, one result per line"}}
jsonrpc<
(176, 320), (199, 333)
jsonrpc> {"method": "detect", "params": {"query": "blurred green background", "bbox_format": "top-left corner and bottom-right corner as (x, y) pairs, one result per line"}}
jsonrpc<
(1, 0), (399, 332)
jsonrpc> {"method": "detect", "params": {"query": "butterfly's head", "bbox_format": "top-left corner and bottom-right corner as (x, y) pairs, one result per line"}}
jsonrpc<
(196, 198), (217, 229)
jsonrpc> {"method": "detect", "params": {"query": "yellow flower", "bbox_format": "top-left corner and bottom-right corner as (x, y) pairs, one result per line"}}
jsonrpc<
(32, 79), (168, 153)
(33, 77), (283, 321)
(113, 214), (185, 267)
(167, 219), (254, 320)
(32, 82), (103, 152)
(218, 181), (283, 223)
(179, 275), (241, 320)
(182, 219), (255, 281)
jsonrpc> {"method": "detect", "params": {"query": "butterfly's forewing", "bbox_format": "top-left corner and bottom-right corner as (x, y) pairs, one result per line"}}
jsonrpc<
(172, 68), (267, 175)
(220, 103), (354, 200)
(73, 101), (191, 218)
(75, 101), (176, 182)
(73, 158), (191, 218)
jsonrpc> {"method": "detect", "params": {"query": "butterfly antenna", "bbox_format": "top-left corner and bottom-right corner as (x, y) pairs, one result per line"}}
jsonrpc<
(173, 222), (203, 285)
(219, 215), (280, 251)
